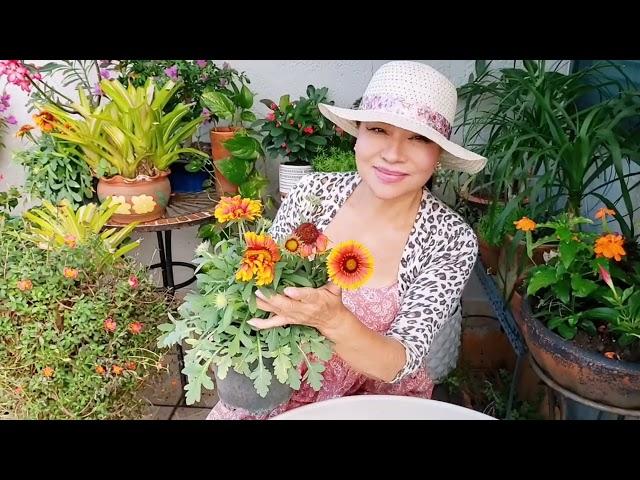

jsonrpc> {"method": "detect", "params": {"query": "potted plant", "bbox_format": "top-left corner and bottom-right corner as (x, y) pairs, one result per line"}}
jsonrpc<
(517, 210), (640, 409)
(13, 127), (95, 208)
(40, 78), (209, 223)
(0, 197), (172, 419)
(256, 85), (346, 198)
(310, 146), (357, 173)
(157, 195), (375, 411)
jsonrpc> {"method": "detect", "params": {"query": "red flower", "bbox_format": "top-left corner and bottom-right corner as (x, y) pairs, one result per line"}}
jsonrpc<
(104, 317), (117, 333)
(303, 126), (314, 135)
(265, 112), (276, 122)
(125, 361), (137, 371)
(270, 102), (278, 110)
(288, 119), (294, 125)
(129, 322), (143, 334)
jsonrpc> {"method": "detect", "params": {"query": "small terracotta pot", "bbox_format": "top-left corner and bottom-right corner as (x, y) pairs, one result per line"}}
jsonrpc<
(97, 171), (171, 224)
(210, 127), (239, 195)
(477, 235), (501, 273)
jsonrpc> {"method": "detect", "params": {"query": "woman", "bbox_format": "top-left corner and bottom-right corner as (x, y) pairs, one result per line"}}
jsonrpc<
(208, 61), (487, 419)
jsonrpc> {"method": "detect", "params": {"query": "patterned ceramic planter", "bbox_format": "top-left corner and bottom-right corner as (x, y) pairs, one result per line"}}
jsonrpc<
(96, 171), (171, 224)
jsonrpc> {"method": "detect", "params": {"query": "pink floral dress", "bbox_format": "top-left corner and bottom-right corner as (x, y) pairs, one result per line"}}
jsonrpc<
(207, 282), (434, 420)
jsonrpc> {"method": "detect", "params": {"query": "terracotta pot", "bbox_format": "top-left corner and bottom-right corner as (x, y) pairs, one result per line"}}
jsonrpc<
(97, 171), (171, 224)
(210, 127), (239, 195)
(520, 297), (640, 409)
(510, 289), (524, 329)
(477, 236), (501, 274)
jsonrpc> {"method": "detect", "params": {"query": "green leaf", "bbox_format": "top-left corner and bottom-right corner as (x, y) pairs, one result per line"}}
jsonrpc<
(557, 323), (578, 339)
(284, 274), (313, 287)
(559, 241), (579, 269)
(201, 91), (234, 120)
(571, 275), (598, 298)
(287, 367), (302, 390)
(551, 277), (571, 304)
(273, 348), (293, 384)
(214, 157), (249, 185)
(306, 135), (327, 145)
(253, 361), (272, 398)
(581, 307), (619, 321)
(238, 172), (269, 200)
(304, 362), (325, 391)
(526, 266), (558, 296)
(241, 111), (257, 123)
(237, 84), (254, 109)
(223, 135), (261, 161)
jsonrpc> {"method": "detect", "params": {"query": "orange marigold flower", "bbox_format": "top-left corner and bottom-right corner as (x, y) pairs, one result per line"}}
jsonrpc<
(42, 367), (54, 378)
(128, 322), (143, 334)
(514, 217), (537, 232)
(236, 232), (281, 286)
(33, 111), (57, 133)
(104, 317), (117, 332)
(594, 234), (626, 262)
(16, 124), (34, 138)
(327, 240), (375, 290)
(95, 365), (106, 375)
(63, 267), (79, 280)
(112, 365), (123, 375)
(17, 279), (33, 292)
(595, 207), (616, 220)
(63, 234), (77, 248)
(214, 196), (262, 223)
(125, 361), (137, 371)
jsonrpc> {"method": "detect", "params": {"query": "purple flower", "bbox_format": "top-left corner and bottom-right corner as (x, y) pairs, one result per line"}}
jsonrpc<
(1, 93), (10, 106)
(201, 108), (211, 119)
(99, 68), (111, 79)
(164, 65), (179, 80)
(92, 83), (103, 97)
(196, 60), (208, 68)
(5, 115), (17, 125)
(0, 104), (6, 113)
(218, 78), (228, 87)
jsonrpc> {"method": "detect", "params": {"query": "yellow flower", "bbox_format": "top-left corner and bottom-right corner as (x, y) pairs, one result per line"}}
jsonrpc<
(595, 207), (616, 220)
(131, 194), (156, 214)
(284, 235), (301, 254)
(109, 195), (131, 215)
(42, 367), (54, 378)
(17, 279), (33, 292)
(215, 196), (262, 223)
(594, 234), (626, 262)
(327, 240), (375, 290)
(514, 217), (536, 232)
(236, 232), (281, 286)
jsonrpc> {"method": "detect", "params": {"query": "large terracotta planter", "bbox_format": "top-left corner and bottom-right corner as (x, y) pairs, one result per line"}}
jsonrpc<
(477, 236), (501, 273)
(97, 171), (171, 224)
(520, 297), (640, 409)
(210, 127), (239, 195)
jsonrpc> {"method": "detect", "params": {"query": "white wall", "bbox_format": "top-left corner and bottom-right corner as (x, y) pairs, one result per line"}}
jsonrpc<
(0, 60), (573, 285)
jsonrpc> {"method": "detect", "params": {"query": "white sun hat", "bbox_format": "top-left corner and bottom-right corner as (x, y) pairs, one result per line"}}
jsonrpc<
(318, 61), (487, 174)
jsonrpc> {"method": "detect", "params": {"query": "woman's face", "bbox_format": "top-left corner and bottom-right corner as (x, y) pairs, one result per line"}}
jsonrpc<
(354, 121), (442, 200)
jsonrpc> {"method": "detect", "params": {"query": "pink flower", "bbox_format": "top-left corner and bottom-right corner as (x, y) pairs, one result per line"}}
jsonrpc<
(0, 173), (4, 181)
(164, 65), (179, 80)
(5, 115), (17, 125)
(99, 68), (111, 79)
(196, 60), (208, 68)
(265, 112), (276, 122)
(92, 83), (103, 97)
(104, 317), (117, 332)
(128, 275), (139, 289)
(598, 264), (616, 295)
(269, 103), (278, 111)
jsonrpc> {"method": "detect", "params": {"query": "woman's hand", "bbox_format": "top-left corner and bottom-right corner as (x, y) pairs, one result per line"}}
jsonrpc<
(247, 283), (346, 336)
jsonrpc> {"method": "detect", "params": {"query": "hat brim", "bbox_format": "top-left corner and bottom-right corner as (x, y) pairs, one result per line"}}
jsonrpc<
(319, 103), (487, 175)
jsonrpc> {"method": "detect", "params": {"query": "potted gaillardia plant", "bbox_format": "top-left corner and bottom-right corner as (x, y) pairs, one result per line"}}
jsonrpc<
(40, 78), (209, 223)
(158, 195), (375, 412)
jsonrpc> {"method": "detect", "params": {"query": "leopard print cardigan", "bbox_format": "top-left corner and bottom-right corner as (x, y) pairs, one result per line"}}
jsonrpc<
(269, 172), (478, 382)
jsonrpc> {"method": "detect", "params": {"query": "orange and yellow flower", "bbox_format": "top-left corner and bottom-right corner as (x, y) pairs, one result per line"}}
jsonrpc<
(17, 279), (33, 292)
(33, 111), (57, 133)
(104, 317), (117, 332)
(284, 235), (301, 254)
(595, 207), (616, 220)
(16, 124), (34, 138)
(514, 217), (537, 232)
(42, 367), (54, 378)
(128, 322), (143, 334)
(63, 267), (79, 280)
(290, 222), (330, 258)
(95, 365), (106, 376)
(112, 365), (124, 375)
(327, 240), (375, 290)
(63, 234), (77, 248)
(594, 234), (626, 262)
(236, 232), (281, 286)
(214, 196), (262, 223)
